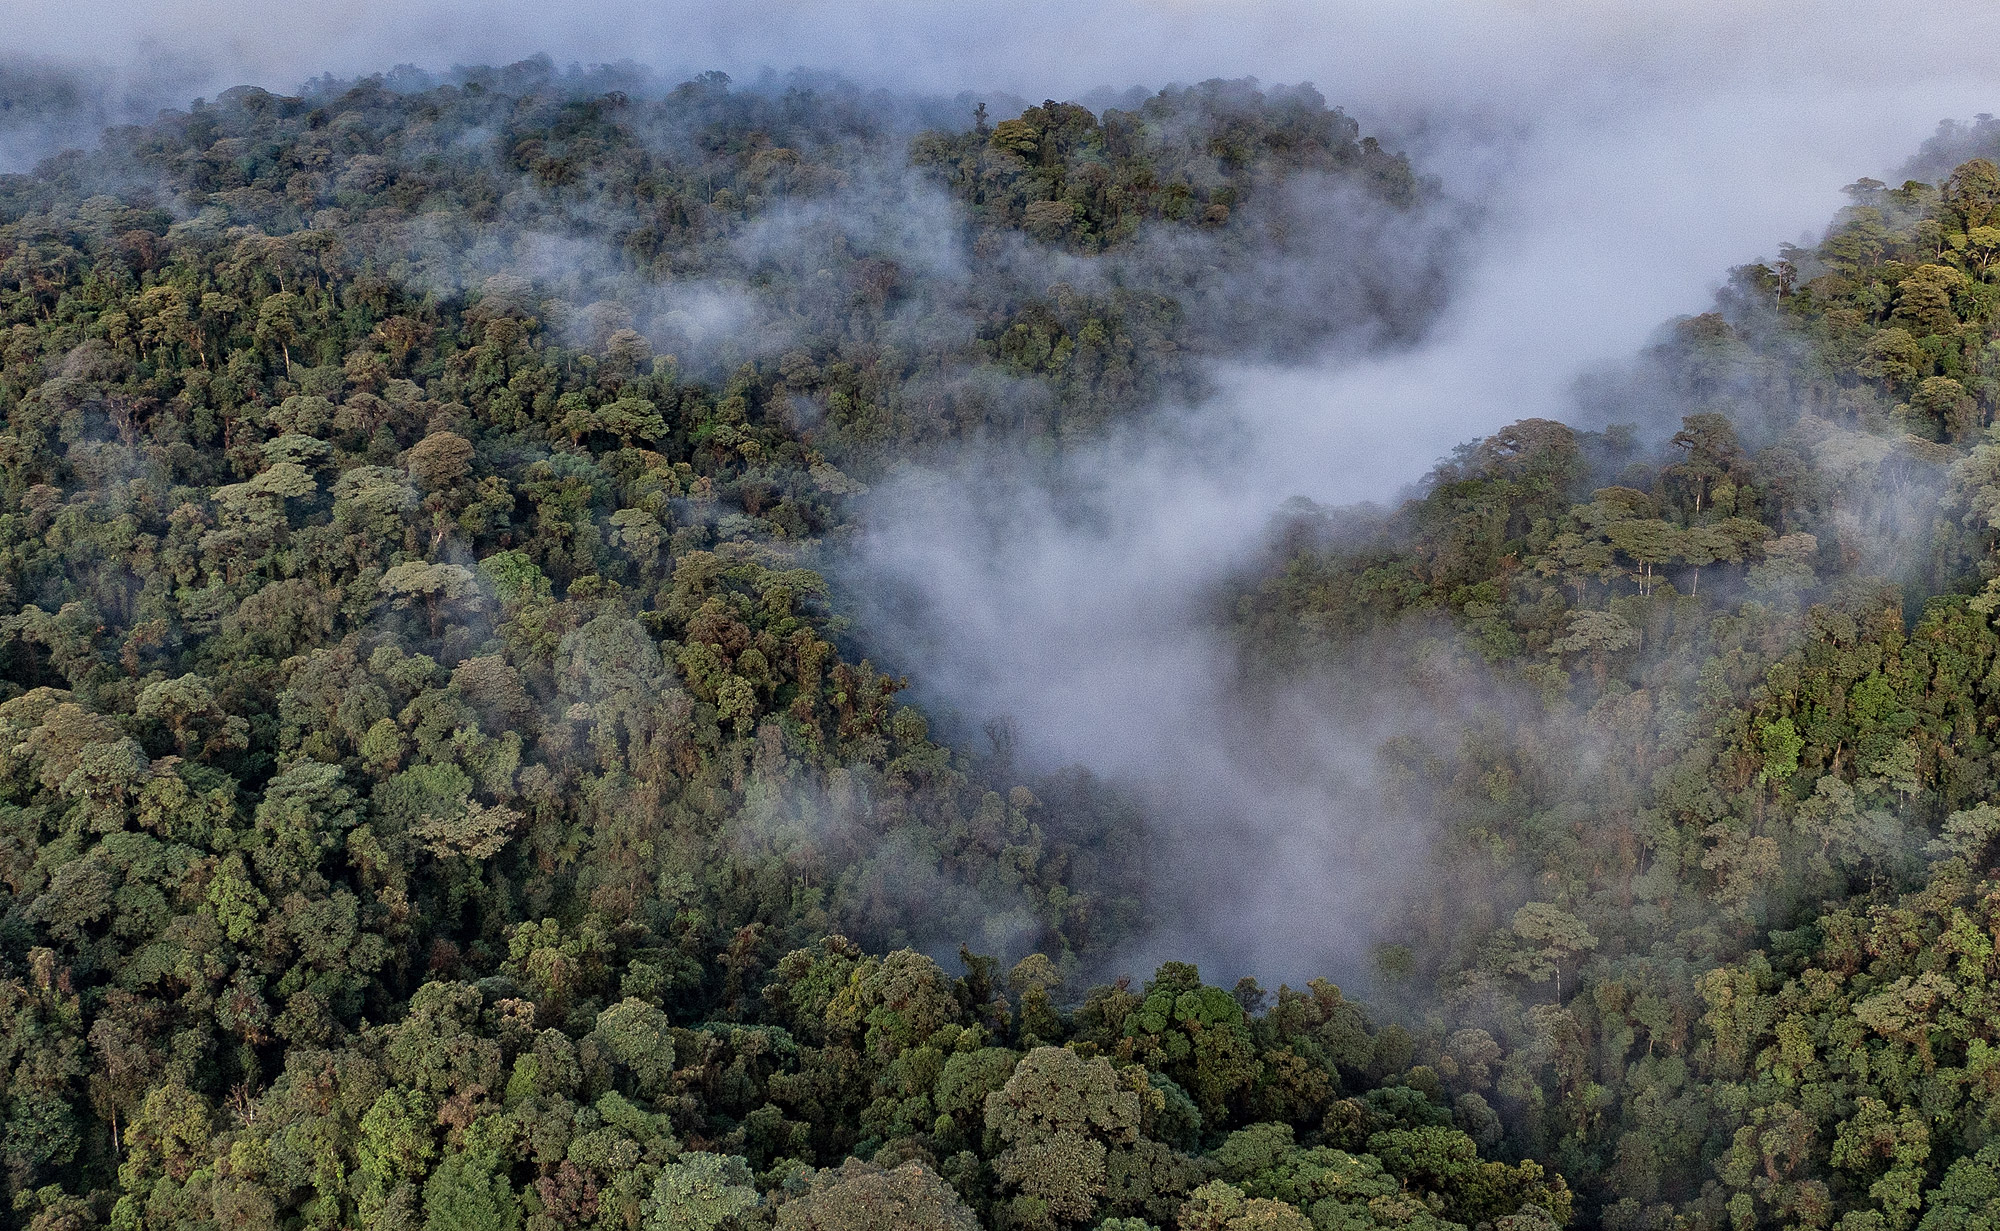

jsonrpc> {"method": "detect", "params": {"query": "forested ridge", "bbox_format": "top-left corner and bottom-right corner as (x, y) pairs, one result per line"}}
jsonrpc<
(0, 56), (1998, 1231)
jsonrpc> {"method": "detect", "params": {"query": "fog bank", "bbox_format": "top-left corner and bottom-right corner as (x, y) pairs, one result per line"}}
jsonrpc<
(840, 20), (2000, 986)
(10, 0), (2000, 987)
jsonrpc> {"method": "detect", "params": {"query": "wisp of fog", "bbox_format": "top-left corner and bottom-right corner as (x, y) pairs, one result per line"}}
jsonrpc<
(10, 0), (2000, 988)
(829, 11), (2000, 986)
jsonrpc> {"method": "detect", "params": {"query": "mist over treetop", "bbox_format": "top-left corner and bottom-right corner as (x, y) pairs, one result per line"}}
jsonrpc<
(6, 24), (2000, 1231)
(0, 61), (1482, 1231)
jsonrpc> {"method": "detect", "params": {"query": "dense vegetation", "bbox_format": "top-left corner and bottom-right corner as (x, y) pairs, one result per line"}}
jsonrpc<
(1236, 122), (2000, 1231)
(5, 55), (2000, 1231)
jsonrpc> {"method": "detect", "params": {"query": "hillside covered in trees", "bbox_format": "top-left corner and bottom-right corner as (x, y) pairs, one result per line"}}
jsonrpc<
(3, 56), (2000, 1231)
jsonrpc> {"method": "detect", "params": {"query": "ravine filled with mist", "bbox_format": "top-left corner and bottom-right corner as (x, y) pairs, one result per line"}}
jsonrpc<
(3, 6), (2000, 1230)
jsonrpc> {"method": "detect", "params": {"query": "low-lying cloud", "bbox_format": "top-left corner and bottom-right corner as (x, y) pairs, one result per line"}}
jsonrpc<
(832, 14), (2000, 986)
(10, 0), (2000, 989)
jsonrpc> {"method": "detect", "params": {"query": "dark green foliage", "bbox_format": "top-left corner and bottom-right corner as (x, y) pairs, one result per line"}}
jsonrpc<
(8, 44), (2000, 1231)
(1225, 140), (2000, 1230)
(0, 61), (1507, 1231)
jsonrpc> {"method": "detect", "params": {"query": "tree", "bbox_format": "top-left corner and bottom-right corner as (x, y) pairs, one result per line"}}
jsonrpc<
(1606, 519), (1679, 595)
(422, 1138), (521, 1231)
(1747, 533), (1817, 598)
(1666, 412), (1742, 514)
(407, 799), (520, 860)
(1964, 224), (2000, 274)
(984, 1046), (1144, 1227)
(610, 506), (667, 568)
(1943, 157), (2000, 231)
(378, 561), (484, 634)
(119, 1081), (211, 1187)
(1367, 1125), (1571, 1227)
(357, 1088), (437, 1224)
(1676, 525), (1732, 596)
(406, 431), (476, 491)
(1539, 529), (1617, 605)
(1918, 1144), (2000, 1230)
(1176, 1180), (1312, 1231)
(135, 673), (248, 760)
(1503, 903), (1598, 1001)
(1909, 375), (1978, 440)
(135, 285), (202, 366)
(1550, 610), (1638, 685)
(645, 1153), (759, 1231)
(593, 999), (677, 1100)
(1893, 264), (1967, 337)
(774, 1160), (980, 1231)
(1860, 327), (1929, 391)
(1117, 965), (1262, 1126)
(256, 290), (304, 376)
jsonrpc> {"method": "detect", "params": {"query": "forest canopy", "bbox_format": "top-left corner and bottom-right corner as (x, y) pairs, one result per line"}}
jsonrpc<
(2, 56), (2000, 1231)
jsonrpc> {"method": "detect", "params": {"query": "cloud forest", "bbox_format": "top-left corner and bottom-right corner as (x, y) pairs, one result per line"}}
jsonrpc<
(5, 29), (2000, 1231)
